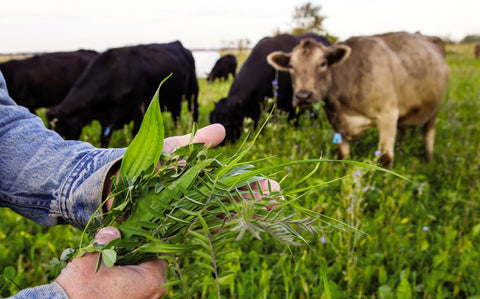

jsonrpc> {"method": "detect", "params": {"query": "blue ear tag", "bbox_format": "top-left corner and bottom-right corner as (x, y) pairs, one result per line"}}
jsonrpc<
(103, 127), (111, 137)
(333, 133), (342, 144)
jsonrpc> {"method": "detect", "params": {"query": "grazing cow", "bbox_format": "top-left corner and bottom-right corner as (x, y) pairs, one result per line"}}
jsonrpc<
(210, 33), (330, 142)
(475, 44), (480, 59)
(47, 41), (199, 148)
(0, 50), (98, 113)
(207, 54), (237, 82)
(267, 31), (448, 168)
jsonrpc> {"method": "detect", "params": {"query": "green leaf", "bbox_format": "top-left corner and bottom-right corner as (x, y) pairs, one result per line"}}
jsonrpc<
(3, 266), (15, 280)
(102, 248), (118, 267)
(60, 248), (76, 261)
(396, 277), (412, 299)
(119, 74), (171, 178)
(378, 285), (393, 299)
(139, 242), (201, 253)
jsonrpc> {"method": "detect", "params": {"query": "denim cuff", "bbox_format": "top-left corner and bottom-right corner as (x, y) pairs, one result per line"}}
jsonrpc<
(9, 282), (69, 299)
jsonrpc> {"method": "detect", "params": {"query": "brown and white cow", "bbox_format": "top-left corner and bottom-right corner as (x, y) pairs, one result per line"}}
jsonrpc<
(267, 31), (448, 168)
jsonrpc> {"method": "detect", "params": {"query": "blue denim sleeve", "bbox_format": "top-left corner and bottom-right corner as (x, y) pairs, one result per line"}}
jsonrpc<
(9, 282), (68, 299)
(0, 71), (125, 230)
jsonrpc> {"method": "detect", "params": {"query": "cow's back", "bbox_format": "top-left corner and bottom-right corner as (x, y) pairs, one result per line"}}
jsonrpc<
(0, 50), (98, 111)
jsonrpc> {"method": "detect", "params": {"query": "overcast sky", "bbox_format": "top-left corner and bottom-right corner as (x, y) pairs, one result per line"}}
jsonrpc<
(1, 0), (478, 53)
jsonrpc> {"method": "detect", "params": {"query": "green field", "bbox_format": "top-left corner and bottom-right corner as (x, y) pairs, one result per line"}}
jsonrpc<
(1, 44), (479, 298)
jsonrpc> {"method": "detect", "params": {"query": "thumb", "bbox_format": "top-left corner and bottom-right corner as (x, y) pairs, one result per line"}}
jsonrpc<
(93, 226), (121, 245)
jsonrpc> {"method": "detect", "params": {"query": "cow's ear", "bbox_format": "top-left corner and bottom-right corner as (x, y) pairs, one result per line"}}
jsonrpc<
(267, 51), (291, 71)
(326, 44), (351, 67)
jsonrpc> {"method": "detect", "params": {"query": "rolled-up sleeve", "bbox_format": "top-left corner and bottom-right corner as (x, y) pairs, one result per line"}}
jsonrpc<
(0, 71), (125, 229)
(9, 282), (69, 299)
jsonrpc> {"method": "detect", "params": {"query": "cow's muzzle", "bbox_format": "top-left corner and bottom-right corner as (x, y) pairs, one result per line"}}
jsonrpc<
(294, 90), (313, 107)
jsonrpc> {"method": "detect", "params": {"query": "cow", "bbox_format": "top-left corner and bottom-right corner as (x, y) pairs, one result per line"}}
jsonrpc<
(267, 31), (449, 168)
(46, 41), (199, 148)
(207, 54), (237, 82)
(0, 50), (98, 113)
(475, 44), (480, 59)
(209, 33), (330, 143)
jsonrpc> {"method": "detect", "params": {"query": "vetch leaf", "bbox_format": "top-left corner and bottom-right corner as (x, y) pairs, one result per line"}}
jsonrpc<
(102, 248), (118, 267)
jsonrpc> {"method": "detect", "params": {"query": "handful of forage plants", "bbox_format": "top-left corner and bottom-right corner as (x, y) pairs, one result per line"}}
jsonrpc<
(60, 76), (398, 297)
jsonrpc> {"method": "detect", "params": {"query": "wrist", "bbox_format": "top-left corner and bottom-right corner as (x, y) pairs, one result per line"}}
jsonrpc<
(102, 160), (121, 213)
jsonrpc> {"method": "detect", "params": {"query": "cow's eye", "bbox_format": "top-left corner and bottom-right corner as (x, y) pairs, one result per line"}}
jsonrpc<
(318, 60), (327, 69)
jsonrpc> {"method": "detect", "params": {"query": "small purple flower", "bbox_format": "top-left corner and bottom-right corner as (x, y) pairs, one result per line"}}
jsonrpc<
(290, 155), (294, 160)
(273, 91), (278, 97)
(320, 236), (327, 244)
(456, 157), (461, 162)
(272, 80), (279, 90)
(374, 150), (382, 156)
(362, 187), (368, 193)
(370, 186), (375, 191)
(353, 171), (361, 177)
(422, 226), (429, 232)
(294, 144), (299, 149)
(351, 197), (356, 203)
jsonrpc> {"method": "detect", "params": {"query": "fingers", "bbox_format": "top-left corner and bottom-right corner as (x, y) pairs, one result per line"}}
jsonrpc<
(93, 227), (121, 245)
(244, 179), (281, 200)
(163, 123), (225, 153)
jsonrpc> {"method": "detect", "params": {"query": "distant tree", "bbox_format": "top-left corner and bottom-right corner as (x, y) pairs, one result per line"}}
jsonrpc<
(291, 2), (326, 35)
(221, 38), (251, 51)
(236, 38), (251, 52)
(460, 34), (480, 43)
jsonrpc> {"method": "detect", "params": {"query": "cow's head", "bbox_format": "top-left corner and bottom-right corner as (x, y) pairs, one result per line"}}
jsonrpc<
(209, 97), (244, 143)
(267, 38), (351, 108)
(46, 108), (83, 141)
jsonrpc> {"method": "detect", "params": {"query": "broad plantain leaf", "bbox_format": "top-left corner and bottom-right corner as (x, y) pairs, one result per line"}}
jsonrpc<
(119, 74), (171, 178)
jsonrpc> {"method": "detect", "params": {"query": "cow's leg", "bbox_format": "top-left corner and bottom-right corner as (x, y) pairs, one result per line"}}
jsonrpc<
(190, 94), (199, 123)
(423, 114), (438, 163)
(337, 138), (350, 160)
(377, 116), (398, 168)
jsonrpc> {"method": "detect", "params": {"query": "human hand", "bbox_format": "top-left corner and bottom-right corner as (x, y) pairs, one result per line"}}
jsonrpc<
(55, 227), (167, 299)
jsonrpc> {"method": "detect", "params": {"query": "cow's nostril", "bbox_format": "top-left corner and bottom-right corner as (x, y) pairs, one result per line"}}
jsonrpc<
(295, 90), (313, 102)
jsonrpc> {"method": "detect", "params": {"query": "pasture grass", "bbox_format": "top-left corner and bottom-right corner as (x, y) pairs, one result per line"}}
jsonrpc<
(1, 45), (480, 298)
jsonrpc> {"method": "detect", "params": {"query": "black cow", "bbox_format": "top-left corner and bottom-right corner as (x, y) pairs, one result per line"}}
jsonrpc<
(0, 50), (98, 113)
(207, 54), (237, 82)
(46, 41), (199, 148)
(209, 33), (330, 142)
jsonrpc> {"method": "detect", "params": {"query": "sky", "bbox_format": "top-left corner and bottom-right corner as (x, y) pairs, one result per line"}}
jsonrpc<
(0, 0), (479, 53)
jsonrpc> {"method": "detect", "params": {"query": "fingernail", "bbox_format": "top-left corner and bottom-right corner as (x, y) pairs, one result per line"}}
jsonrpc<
(98, 227), (121, 238)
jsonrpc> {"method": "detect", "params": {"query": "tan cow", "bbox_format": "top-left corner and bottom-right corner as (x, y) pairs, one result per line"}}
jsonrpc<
(267, 31), (448, 168)
(475, 44), (480, 59)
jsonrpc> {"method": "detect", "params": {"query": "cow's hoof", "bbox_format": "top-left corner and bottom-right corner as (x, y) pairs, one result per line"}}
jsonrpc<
(379, 154), (393, 169)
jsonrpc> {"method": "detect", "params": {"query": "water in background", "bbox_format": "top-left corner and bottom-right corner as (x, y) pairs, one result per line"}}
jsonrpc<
(192, 50), (220, 78)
